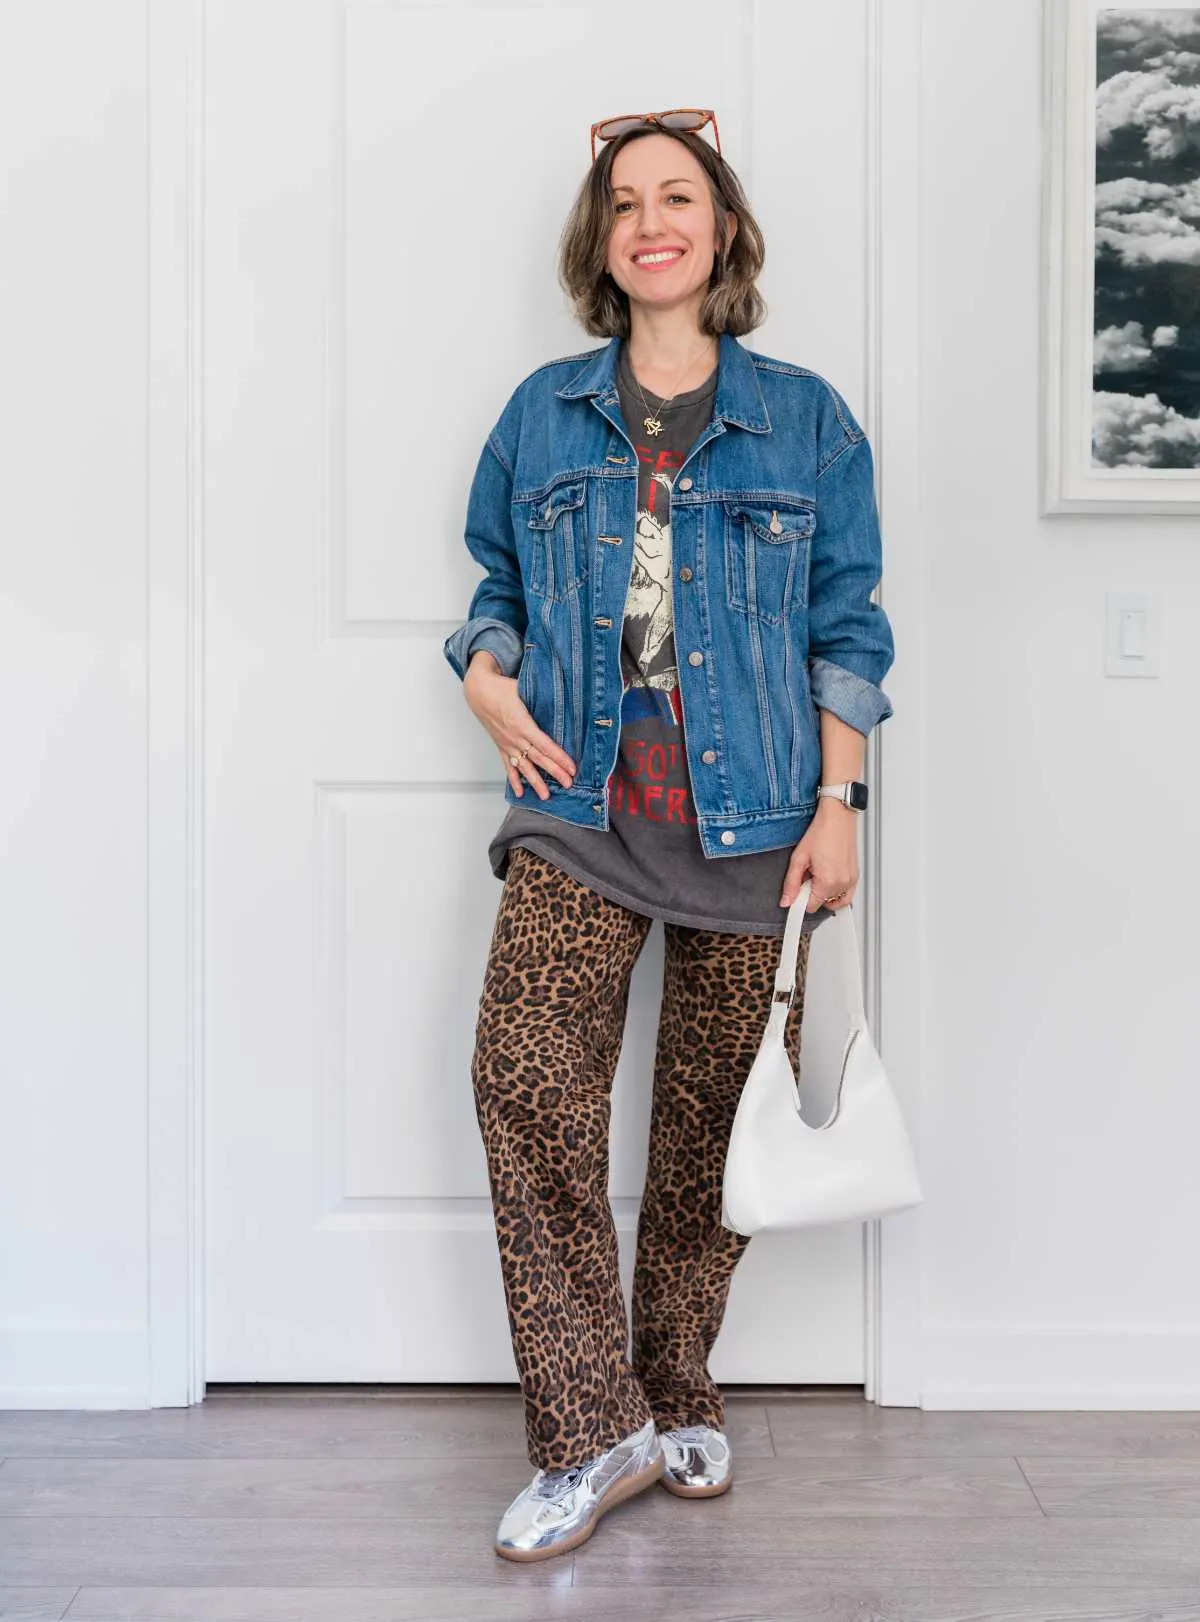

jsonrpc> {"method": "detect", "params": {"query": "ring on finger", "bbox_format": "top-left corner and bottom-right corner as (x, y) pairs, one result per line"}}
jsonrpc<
(508, 744), (532, 768)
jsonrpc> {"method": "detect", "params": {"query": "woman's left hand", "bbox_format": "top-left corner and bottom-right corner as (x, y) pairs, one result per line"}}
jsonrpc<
(779, 803), (859, 912)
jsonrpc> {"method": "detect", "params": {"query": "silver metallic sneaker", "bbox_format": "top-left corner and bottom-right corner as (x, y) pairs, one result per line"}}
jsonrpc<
(494, 1417), (665, 1562)
(659, 1423), (733, 1497)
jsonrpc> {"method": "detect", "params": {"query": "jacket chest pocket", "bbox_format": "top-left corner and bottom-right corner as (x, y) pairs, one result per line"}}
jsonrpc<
(722, 500), (814, 625)
(522, 479), (590, 602)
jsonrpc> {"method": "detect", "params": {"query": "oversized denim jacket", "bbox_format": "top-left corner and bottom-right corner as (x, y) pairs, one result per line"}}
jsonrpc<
(444, 330), (895, 860)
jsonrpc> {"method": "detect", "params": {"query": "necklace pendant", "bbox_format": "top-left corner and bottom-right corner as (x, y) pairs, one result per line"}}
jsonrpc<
(644, 415), (663, 436)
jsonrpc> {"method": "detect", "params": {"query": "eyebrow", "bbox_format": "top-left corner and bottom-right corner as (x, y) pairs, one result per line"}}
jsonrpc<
(612, 178), (697, 194)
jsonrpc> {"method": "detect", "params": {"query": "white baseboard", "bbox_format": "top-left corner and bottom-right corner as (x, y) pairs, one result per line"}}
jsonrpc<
(0, 1384), (150, 1408)
(0, 1324), (150, 1410)
(920, 1323), (1200, 1409)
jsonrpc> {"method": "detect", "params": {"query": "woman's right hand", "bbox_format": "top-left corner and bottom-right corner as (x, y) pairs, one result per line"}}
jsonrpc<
(463, 651), (577, 800)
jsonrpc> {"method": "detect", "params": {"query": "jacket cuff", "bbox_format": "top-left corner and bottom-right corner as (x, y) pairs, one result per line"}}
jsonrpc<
(443, 617), (525, 681)
(809, 654), (894, 737)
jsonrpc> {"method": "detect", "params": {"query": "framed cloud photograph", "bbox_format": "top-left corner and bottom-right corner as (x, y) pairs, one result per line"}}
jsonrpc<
(1042, 1), (1200, 512)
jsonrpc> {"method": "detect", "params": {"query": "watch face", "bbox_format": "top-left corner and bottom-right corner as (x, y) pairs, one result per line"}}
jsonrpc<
(849, 782), (869, 810)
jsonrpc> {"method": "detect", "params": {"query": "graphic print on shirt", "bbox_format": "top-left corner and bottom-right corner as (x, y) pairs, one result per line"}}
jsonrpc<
(612, 442), (695, 827)
(624, 473), (675, 681)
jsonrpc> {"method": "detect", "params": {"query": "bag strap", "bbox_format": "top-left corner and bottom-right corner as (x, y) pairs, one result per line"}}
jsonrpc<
(773, 878), (867, 1034)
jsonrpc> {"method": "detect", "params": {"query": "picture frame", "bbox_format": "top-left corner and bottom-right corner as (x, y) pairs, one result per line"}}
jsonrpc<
(1041, 0), (1200, 513)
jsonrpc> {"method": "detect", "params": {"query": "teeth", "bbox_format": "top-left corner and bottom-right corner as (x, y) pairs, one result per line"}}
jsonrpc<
(635, 250), (682, 264)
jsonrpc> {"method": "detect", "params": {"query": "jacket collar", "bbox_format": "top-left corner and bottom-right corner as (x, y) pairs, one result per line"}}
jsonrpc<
(555, 330), (771, 433)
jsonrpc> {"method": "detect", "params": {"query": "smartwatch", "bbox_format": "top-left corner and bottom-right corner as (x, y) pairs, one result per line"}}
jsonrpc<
(817, 780), (869, 811)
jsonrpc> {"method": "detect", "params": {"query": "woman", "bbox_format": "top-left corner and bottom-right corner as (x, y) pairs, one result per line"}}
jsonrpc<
(443, 109), (895, 1562)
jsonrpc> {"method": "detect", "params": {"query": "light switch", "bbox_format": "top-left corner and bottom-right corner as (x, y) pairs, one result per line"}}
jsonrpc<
(1105, 590), (1160, 678)
(1119, 608), (1146, 658)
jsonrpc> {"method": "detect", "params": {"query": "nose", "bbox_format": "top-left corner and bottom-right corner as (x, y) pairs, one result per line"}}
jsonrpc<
(639, 197), (667, 237)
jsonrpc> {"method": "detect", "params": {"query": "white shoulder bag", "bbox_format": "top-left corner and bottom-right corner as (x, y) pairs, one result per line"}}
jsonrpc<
(720, 877), (923, 1236)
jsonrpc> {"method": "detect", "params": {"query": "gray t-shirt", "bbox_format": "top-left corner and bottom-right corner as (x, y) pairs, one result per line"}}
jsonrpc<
(487, 339), (830, 938)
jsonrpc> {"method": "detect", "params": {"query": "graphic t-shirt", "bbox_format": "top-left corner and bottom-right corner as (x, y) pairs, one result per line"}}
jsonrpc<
(487, 339), (830, 939)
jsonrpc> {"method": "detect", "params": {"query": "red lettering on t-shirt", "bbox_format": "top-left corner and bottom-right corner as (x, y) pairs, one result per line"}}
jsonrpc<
(642, 784), (663, 820)
(635, 443), (686, 516)
(666, 786), (688, 823)
(646, 744), (666, 781)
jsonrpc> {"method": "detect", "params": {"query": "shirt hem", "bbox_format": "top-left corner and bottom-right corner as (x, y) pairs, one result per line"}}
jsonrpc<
(497, 836), (826, 938)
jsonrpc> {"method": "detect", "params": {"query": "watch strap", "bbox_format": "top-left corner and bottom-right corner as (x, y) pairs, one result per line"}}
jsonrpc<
(817, 781), (868, 810)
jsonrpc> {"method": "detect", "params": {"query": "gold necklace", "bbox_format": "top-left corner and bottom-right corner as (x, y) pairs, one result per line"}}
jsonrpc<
(628, 337), (716, 436)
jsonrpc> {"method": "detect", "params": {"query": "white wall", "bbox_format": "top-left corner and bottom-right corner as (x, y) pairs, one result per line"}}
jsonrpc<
(0, 1), (151, 1404)
(2, 0), (1196, 1409)
(917, 0), (1200, 1404)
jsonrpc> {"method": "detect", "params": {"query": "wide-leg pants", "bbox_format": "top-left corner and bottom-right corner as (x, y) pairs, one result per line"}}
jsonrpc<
(470, 843), (811, 1471)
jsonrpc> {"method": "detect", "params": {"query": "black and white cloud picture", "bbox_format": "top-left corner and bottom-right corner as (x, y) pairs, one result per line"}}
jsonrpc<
(1093, 9), (1200, 468)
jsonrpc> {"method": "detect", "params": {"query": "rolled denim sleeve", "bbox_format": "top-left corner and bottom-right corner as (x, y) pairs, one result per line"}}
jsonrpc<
(443, 426), (527, 683)
(807, 412), (895, 737)
(449, 619), (524, 678)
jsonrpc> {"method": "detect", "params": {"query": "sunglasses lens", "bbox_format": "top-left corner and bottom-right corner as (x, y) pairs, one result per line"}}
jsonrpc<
(659, 111), (708, 131)
(596, 117), (649, 141)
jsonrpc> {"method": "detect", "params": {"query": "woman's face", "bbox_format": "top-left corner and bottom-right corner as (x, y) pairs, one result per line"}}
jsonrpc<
(605, 132), (734, 319)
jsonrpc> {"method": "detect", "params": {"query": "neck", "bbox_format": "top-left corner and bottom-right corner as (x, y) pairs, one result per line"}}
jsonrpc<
(625, 297), (716, 381)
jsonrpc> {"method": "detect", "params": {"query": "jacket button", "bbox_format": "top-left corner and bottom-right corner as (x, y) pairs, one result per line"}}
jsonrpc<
(592, 802), (604, 813)
(679, 566), (693, 582)
(701, 748), (716, 764)
(677, 476), (694, 491)
(687, 650), (703, 666)
(720, 830), (736, 845)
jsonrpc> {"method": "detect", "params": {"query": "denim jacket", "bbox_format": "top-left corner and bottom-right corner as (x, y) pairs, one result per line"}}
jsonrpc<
(444, 330), (895, 860)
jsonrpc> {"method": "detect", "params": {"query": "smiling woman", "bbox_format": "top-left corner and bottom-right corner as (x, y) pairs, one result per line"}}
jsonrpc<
(442, 112), (895, 1565)
(558, 121), (765, 358)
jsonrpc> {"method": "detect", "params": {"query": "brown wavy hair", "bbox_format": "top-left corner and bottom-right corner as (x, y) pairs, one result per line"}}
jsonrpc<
(558, 127), (766, 339)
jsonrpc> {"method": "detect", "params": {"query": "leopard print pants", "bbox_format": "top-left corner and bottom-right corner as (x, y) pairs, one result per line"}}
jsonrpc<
(470, 842), (811, 1470)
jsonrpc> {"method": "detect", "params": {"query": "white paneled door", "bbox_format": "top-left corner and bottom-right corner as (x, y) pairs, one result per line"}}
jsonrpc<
(204, 0), (875, 1381)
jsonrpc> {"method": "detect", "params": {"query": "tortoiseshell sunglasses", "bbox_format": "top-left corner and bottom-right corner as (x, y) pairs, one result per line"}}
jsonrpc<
(589, 108), (721, 163)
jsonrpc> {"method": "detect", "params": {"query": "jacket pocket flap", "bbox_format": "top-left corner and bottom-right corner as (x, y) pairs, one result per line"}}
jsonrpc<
(724, 501), (814, 542)
(527, 481), (587, 529)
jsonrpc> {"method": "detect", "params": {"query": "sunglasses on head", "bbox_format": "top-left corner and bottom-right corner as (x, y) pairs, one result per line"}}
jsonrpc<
(590, 108), (721, 163)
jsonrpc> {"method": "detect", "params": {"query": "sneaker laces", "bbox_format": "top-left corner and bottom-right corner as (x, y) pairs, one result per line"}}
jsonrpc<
(668, 1423), (717, 1444)
(531, 1422), (652, 1501)
(532, 1462), (587, 1500)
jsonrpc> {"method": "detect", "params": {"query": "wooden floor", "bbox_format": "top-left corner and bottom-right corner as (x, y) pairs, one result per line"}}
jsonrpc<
(3, 1386), (1200, 1620)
